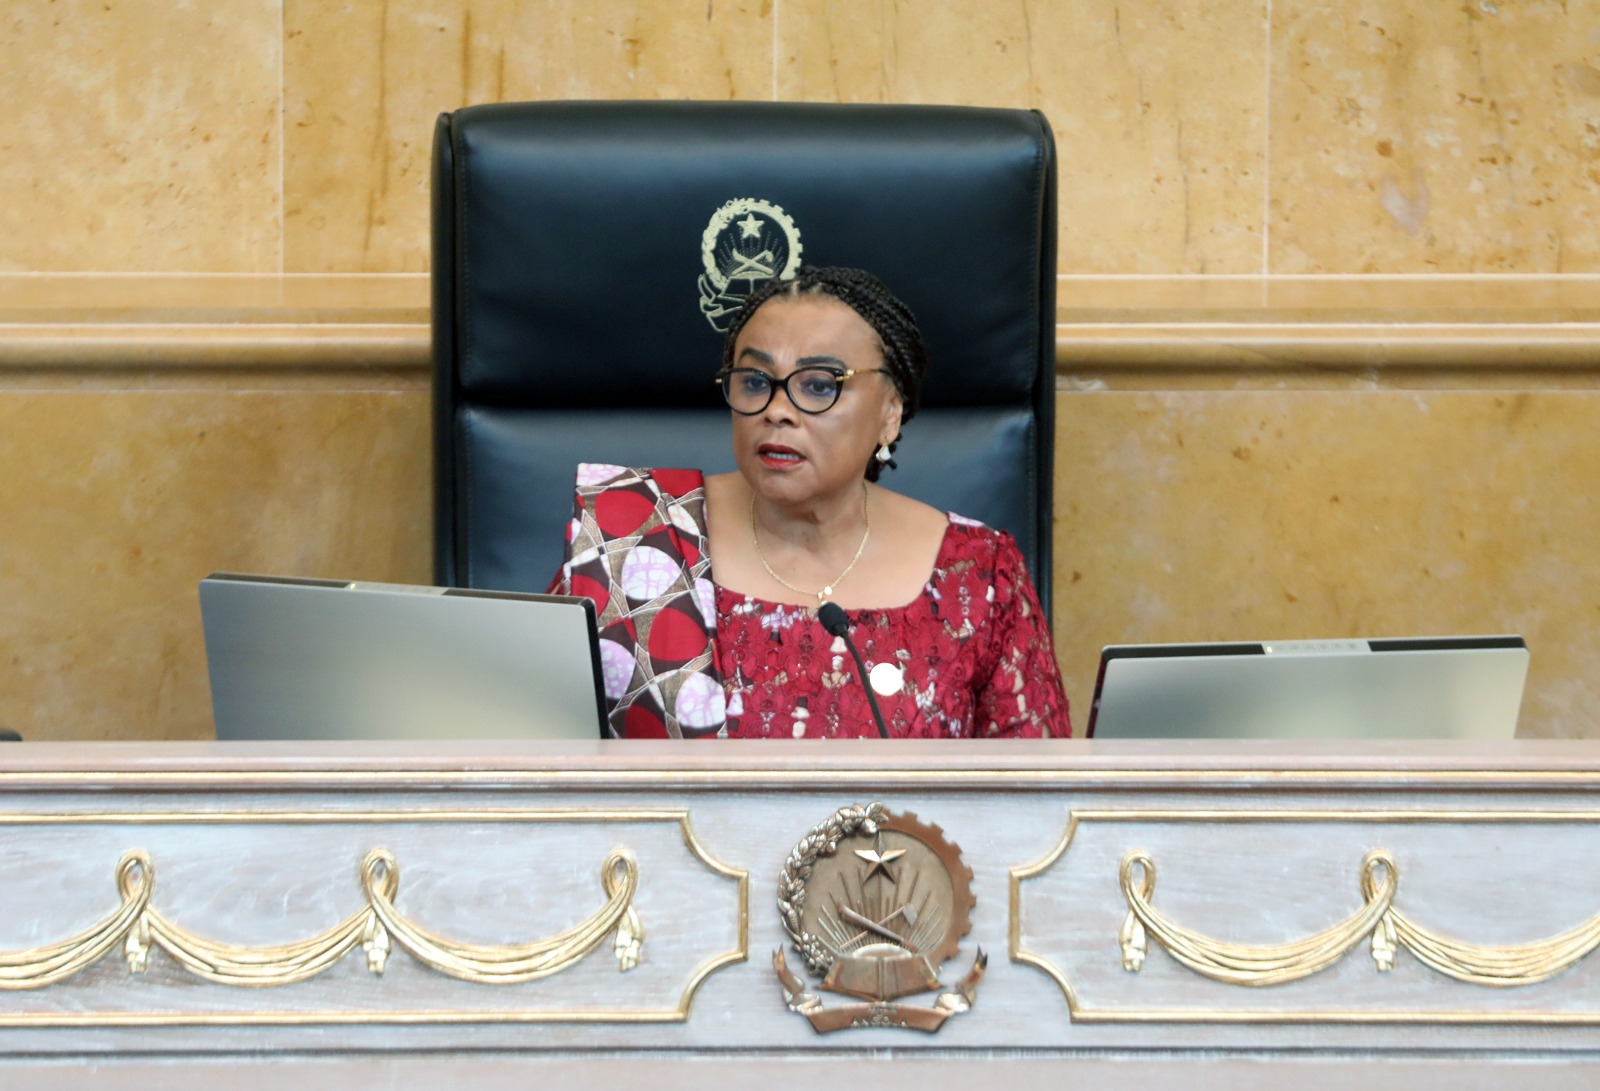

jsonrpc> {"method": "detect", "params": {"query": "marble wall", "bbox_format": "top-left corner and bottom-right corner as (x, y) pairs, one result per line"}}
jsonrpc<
(0, 383), (431, 741)
(1, 2), (282, 273)
(1053, 386), (1600, 741)
(9, 0), (1600, 274)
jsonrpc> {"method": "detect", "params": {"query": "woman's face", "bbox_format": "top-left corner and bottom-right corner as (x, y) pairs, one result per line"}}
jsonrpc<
(727, 295), (902, 509)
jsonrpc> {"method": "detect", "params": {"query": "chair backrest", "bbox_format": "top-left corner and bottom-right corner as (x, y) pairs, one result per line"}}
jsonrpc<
(433, 101), (1058, 614)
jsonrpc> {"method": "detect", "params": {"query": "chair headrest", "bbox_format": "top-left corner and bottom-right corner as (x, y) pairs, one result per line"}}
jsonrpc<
(442, 101), (1055, 410)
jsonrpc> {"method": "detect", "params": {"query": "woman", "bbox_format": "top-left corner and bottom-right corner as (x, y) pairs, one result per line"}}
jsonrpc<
(556, 267), (1069, 739)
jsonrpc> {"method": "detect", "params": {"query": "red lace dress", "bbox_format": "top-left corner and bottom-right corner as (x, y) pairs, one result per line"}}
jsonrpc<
(557, 466), (1068, 739)
(716, 518), (1070, 739)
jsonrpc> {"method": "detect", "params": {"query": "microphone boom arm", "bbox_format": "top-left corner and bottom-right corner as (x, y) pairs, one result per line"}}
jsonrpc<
(817, 601), (891, 740)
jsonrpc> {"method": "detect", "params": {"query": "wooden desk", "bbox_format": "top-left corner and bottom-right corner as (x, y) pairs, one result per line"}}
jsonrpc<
(2, 739), (1599, 1087)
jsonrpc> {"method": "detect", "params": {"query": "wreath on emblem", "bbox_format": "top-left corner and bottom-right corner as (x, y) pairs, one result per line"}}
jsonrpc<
(778, 802), (889, 974)
(698, 197), (803, 332)
(773, 802), (985, 1034)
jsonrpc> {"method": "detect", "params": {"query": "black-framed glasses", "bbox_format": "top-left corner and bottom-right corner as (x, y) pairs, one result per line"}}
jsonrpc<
(715, 366), (891, 415)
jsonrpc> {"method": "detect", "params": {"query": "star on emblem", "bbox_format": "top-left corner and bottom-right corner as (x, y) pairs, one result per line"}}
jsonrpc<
(855, 834), (907, 884)
(737, 212), (765, 238)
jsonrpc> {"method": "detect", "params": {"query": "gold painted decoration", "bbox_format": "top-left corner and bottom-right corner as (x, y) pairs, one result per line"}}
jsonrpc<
(361, 848), (644, 984)
(0, 847), (641, 990)
(1118, 849), (1398, 987)
(1357, 858), (1600, 987)
(1, 851), (152, 990)
(123, 851), (381, 986)
(774, 802), (985, 1033)
(1120, 848), (1600, 988)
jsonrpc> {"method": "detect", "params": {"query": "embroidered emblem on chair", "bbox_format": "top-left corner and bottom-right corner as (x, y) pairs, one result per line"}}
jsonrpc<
(698, 197), (803, 331)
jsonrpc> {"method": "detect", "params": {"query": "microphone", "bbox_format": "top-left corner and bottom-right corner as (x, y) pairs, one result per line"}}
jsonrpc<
(817, 602), (891, 739)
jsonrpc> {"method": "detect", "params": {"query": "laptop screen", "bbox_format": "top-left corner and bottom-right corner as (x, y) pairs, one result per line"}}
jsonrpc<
(1086, 636), (1529, 741)
(201, 574), (608, 741)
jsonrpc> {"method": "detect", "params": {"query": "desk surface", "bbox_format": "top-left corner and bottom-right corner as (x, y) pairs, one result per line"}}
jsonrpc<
(3, 737), (1598, 791)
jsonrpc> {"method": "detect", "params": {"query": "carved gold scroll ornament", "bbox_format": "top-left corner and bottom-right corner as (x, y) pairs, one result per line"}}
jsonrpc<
(0, 848), (641, 990)
(1120, 848), (1600, 988)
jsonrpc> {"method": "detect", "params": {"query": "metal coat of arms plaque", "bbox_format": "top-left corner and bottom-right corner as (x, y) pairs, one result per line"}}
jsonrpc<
(774, 802), (986, 1033)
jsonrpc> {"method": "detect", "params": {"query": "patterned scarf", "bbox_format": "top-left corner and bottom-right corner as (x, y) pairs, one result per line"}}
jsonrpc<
(559, 465), (727, 738)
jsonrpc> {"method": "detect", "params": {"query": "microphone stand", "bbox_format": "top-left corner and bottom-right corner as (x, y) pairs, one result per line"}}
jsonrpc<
(817, 601), (891, 739)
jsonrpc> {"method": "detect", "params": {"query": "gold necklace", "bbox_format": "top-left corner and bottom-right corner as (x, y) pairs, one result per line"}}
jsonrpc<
(750, 482), (871, 604)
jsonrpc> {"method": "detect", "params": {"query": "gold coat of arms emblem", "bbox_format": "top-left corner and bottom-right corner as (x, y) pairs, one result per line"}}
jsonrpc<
(774, 802), (986, 1032)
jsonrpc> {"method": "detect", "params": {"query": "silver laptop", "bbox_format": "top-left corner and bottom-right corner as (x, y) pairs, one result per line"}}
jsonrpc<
(1087, 636), (1529, 740)
(201, 574), (607, 741)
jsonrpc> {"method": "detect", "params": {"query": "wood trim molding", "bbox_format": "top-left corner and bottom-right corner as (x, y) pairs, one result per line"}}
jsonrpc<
(7, 273), (1600, 377)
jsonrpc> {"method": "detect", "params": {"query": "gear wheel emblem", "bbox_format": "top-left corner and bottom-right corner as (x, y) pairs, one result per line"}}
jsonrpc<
(774, 803), (986, 1033)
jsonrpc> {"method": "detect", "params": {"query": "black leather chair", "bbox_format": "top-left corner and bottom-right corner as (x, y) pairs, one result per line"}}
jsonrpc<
(433, 101), (1058, 613)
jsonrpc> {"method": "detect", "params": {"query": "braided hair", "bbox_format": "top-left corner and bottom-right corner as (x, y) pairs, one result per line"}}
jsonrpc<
(721, 266), (928, 483)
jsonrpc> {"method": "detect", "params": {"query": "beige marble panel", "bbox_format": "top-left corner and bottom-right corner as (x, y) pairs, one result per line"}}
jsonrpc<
(1053, 390), (1600, 739)
(283, 0), (776, 273)
(0, 391), (430, 742)
(779, 0), (1268, 274)
(1271, 0), (1600, 273)
(0, 1), (281, 273)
